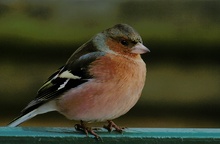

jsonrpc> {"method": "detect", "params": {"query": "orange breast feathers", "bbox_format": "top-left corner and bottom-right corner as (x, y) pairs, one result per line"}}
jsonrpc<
(89, 53), (146, 90)
(56, 53), (146, 122)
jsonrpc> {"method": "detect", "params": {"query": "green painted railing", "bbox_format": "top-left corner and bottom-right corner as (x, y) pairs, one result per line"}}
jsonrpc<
(0, 127), (220, 144)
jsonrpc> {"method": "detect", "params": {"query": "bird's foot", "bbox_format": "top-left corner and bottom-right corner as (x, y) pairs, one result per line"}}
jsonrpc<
(75, 120), (100, 140)
(103, 120), (125, 133)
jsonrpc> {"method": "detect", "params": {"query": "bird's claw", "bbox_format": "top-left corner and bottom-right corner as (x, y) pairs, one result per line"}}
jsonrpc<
(103, 120), (125, 133)
(74, 120), (101, 140)
(75, 120), (124, 140)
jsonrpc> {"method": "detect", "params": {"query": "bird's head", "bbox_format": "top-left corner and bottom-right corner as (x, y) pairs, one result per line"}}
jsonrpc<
(95, 24), (150, 57)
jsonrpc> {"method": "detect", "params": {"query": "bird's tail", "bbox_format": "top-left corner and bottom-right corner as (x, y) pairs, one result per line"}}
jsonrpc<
(8, 100), (57, 127)
(8, 109), (38, 127)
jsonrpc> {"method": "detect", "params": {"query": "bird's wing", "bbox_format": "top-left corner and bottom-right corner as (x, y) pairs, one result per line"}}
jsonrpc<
(21, 41), (105, 114)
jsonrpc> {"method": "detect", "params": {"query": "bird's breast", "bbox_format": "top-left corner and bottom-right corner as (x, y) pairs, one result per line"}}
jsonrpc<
(56, 53), (146, 122)
(89, 53), (146, 82)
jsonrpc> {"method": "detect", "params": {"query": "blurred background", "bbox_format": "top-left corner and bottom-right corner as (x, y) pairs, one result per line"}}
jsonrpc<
(0, 0), (220, 128)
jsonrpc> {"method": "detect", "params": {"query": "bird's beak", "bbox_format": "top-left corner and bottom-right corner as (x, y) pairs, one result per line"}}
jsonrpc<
(131, 43), (150, 54)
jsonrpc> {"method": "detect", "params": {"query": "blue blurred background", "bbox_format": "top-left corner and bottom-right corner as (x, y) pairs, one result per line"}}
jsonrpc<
(0, 0), (220, 128)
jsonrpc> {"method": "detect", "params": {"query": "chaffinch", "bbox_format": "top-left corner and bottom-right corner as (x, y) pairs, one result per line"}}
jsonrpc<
(8, 23), (150, 139)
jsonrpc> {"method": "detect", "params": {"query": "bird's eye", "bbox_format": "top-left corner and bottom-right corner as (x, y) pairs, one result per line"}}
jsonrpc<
(120, 40), (129, 46)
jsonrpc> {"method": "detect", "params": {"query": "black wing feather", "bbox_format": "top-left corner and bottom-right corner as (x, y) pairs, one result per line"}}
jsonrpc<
(21, 51), (105, 114)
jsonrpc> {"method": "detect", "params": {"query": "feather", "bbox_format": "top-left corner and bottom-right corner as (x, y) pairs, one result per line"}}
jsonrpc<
(8, 42), (106, 127)
(8, 100), (57, 127)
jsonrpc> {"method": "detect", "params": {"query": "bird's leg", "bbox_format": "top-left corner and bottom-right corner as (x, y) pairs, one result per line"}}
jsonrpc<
(75, 120), (100, 139)
(74, 120), (88, 135)
(103, 120), (124, 133)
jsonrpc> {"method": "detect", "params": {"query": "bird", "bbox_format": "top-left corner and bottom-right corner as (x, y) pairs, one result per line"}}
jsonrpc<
(8, 23), (150, 139)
